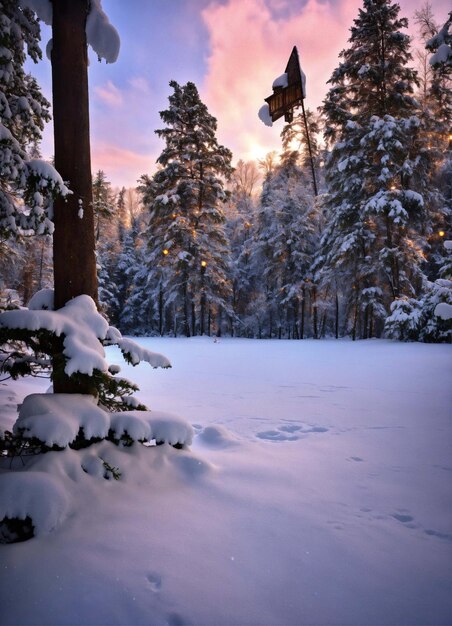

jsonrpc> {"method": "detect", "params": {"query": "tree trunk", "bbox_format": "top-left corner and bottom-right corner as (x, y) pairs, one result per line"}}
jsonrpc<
(312, 286), (318, 339)
(300, 287), (305, 339)
(52, 0), (97, 310)
(51, 0), (98, 394)
(191, 300), (196, 336)
(158, 284), (163, 335)
(183, 280), (190, 337)
(335, 290), (339, 339)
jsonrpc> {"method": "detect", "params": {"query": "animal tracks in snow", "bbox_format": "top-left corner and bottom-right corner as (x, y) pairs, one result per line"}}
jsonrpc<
(256, 422), (329, 442)
(391, 511), (452, 541)
(145, 571), (162, 592)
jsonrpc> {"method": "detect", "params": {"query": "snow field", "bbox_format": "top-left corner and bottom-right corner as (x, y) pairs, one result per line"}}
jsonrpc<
(0, 338), (451, 625)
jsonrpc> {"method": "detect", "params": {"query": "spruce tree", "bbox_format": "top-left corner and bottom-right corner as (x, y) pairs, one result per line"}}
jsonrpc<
(226, 160), (259, 336)
(0, 1), (69, 248)
(319, 0), (431, 338)
(92, 170), (115, 243)
(139, 81), (233, 336)
(254, 151), (319, 338)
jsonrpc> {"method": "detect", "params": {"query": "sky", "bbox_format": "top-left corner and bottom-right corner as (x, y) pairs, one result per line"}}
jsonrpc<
(28, 0), (450, 189)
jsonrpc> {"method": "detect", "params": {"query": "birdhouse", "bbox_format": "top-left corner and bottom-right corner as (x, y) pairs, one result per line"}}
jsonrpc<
(264, 46), (306, 123)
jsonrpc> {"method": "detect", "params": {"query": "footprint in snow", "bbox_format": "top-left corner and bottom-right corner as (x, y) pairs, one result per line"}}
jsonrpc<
(256, 423), (328, 442)
(167, 613), (193, 626)
(256, 429), (299, 442)
(391, 512), (418, 528)
(390, 513), (452, 541)
(279, 424), (302, 433)
(146, 572), (162, 592)
(392, 513), (414, 523)
(424, 529), (452, 542)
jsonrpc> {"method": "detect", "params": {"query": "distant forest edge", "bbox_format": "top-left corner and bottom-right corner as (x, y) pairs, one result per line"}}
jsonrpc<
(1, 0), (451, 342)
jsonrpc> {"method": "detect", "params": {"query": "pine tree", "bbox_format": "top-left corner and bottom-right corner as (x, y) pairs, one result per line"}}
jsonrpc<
(0, 1), (69, 249)
(93, 170), (121, 320)
(421, 10), (452, 278)
(139, 81), (233, 336)
(226, 160), (259, 336)
(254, 151), (320, 338)
(92, 169), (115, 242)
(319, 0), (431, 338)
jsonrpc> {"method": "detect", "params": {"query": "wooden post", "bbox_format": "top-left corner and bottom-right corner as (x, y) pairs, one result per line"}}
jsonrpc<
(300, 98), (318, 198)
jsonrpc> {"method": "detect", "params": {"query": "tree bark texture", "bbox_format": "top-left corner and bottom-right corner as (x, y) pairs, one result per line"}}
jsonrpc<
(51, 0), (98, 311)
(51, 0), (98, 394)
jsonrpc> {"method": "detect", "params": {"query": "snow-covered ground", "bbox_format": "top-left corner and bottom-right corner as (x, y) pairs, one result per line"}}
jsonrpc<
(1, 338), (451, 626)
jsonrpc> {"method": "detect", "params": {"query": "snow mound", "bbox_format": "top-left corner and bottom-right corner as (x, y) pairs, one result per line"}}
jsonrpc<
(172, 450), (215, 478)
(435, 302), (452, 320)
(15, 394), (110, 447)
(197, 425), (238, 448)
(111, 410), (194, 447)
(0, 472), (70, 536)
(28, 288), (54, 310)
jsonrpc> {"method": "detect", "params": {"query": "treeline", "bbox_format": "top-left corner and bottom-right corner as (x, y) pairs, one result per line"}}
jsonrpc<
(1, 0), (451, 342)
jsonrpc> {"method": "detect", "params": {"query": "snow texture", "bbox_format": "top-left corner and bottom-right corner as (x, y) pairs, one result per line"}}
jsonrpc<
(258, 103), (273, 127)
(1, 339), (451, 625)
(435, 302), (452, 320)
(272, 72), (288, 88)
(0, 472), (69, 536)
(106, 326), (171, 368)
(0, 295), (109, 377)
(110, 410), (193, 446)
(13, 393), (193, 448)
(15, 393), (110, 447)
(86, 0), (120, 63)
(28, 288), (54, 310)
(430, 42), (452, 65)
(0, 292), (170, 378)
(19, 0), (120, 64)
(300, 65), (306, 98)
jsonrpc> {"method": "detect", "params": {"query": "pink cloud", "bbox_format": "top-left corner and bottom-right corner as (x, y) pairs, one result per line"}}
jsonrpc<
(94, 80), (123, 108)
(201, 0), (361, 161)
(128, 76), (152, 94)
(201, 0), (451, 163)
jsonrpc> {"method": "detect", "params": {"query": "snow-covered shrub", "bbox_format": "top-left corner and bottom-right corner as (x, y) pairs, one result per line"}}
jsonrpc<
(419, 280), (452, 342)
(0, 471), (70, 542)
(4, 394), (193, 452)
(0, 288), (193, 541)
(0, 289), (169, 406)
(384, 297), (422, 341)
(385, 280), (452, 342)
(0, 2), (71, 243)
(0, 289), (175, 456)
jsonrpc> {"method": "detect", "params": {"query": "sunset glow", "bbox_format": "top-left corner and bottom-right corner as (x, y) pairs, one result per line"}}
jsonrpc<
(28, 0), (450, 188)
